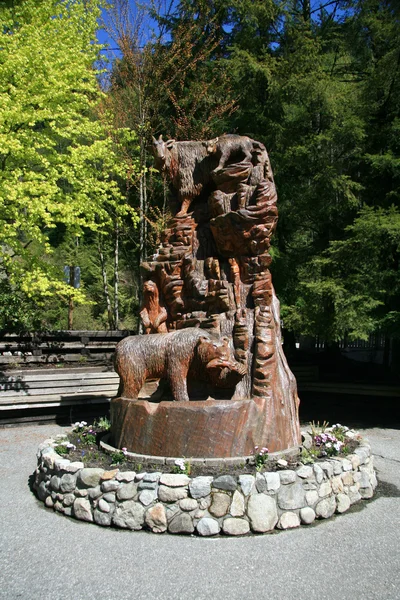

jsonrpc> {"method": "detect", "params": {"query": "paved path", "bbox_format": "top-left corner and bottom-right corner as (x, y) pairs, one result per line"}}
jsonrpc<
(0, 424), (399, 600)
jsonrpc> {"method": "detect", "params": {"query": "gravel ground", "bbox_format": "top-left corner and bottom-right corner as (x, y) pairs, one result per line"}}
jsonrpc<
(0, 423), (399, 600)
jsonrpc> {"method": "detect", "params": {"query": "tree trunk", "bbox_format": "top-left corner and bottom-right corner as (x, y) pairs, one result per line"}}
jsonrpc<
(68, 266), (74, 330)
(114, 219), (119, 330)
(98, 239), (114, 330)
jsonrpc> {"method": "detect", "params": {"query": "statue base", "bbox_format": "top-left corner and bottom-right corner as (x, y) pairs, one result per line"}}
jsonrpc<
(110, 396), (296, 458)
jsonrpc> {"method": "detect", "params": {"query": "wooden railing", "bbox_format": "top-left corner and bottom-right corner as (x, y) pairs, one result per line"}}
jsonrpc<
(0, 330), (132, 365)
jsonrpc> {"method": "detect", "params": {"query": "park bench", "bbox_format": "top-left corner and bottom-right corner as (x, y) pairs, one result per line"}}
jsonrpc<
(0, 367), (120, 425)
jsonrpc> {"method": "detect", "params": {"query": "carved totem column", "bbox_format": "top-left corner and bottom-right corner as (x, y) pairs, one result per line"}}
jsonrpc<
(111, 135), (301, 456)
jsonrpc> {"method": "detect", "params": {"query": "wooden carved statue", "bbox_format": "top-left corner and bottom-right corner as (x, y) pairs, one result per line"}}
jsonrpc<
(111, 133), (301, 457)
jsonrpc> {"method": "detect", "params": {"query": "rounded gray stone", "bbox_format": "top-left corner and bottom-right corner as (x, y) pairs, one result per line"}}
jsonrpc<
(222, 518), (250, 536)
(238, 474), (255, 496)
(296, 465), (313, 479)
(60, 473), (77, 493)
(73, 498), (93, 522)
(139, 489), (158, 506)
(116, 471), (136, 482)
(189, 476), (213, 499)
(278, 482), (306, 510)
(88, 486), (102, 500)
(45, 496), (54, 508)
(315, 495), (336, 519)
(277, 511), (301, 530)
(279, 470), (297, 485)
(265, 472), (280, 492)
(102, 492), (116, 503)
(159, 474), (190, 487)
(300, 506), (316, 524)
(94, 508), (113, 526)
(63, 493), (75, 507)
(179, 498), (198, 511)
(209, 492), (231, 518)
(230, 490), (245, 517)
(196, 517), (220, 536)
(98, 498), (111, 513)
(77, 468), (104, 488)
(336, 493), (351, 513)
(158, 485), (187, 502)
(247, 493), (278, 532)
(168, 512), (194, 534)
(144, 472), (162, 483)
(112, 501), (144, 530)
(101, 480), (120, 493)
(212, 475), (237, 492)
(50, 475), (60, 491)
(116, 482), (138, 501)
(255, 474), (268, 493)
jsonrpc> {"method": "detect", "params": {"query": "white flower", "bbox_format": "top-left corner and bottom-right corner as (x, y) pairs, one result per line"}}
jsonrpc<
(325, 442), (332, 448)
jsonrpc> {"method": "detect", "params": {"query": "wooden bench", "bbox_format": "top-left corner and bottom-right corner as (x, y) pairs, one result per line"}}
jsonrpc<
(0, 367), (120, 413)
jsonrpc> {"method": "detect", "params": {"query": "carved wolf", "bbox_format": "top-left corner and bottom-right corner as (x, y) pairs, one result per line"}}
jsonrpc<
(205, 134), (266, 173)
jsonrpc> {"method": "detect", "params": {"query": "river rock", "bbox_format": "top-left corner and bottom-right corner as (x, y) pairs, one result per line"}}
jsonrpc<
(277, 512), (300, 530)
(88, 486), (102, 500)
(116, 482), (138, 501)
(179, 498), (198, 512)
(139, 489), (158, 506)
(77, 468), (104, 488)
(101, 480), (120, 493)
(168, 512), (194, 534)
(73, 498), (93, 522)
(209, 492), (231, 517)
(315, 495), (336, 519)
(158, 485), (188, 502)
(230, 491), (245, 517)
(265, 472), (280, 492)
(196, 517), (220, 536)
(238, 475), (255, 496)
(116, 471), (136, 482)
(222, 518), (250, 536)
(277, 483), (306, 510)
(336, 493), (351, 513)
(296, 465), (313, 479)
(279, 470), (296, 485)
(94, 509), (112, 527)
(159, 474), (190, 487)
(212, 475), (237, 492)
(300, 507), (316, 524)
(145, 503), (167, 533)
(60, 473), (77, 493)
(189, 476), (213, 499)
(112, 501), (144, 530)
(247, 494), (278, 532)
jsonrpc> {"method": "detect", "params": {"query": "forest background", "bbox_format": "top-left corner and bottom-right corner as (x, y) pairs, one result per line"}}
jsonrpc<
(1, 0), (399, 363)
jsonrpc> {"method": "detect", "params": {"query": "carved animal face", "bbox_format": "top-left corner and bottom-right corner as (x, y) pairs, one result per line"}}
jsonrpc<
(205, 137), (219, 154)
(197, 336), (246, 388)
(151, 135), (175, 170)
(143, 280), (157, 295)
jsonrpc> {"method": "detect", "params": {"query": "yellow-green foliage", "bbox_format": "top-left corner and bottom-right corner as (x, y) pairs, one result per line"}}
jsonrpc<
(0, 0), (139, 302)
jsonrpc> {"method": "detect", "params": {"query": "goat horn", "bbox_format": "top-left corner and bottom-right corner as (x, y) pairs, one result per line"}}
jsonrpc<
(152, 135), (157, 143)
(158, 134), (163, 141)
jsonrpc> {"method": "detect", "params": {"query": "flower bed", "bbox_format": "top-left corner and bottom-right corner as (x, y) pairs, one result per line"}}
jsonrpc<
(33, 425), (377, 536)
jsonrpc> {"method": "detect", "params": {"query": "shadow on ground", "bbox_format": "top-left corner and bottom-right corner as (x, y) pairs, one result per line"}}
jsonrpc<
(299, 391), (400, 430)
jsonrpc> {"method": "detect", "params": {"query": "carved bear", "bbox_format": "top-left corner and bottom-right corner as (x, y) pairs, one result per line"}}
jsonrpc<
(114, 327), (246, 402)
